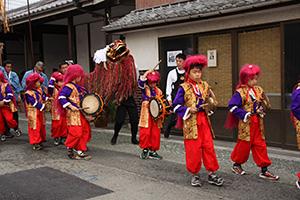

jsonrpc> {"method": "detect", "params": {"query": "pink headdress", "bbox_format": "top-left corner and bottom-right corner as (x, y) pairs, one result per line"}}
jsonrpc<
(63, 64), (85, 85)
(237, 64), (261, 88)
(184, 55), (207, 76)
(26, 73), (44, 90)
(146, 71), (160, 83)
(51, 72), (64, 82)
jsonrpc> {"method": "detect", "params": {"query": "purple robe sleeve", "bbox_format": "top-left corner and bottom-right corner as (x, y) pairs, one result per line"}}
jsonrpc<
(138, 79), (149, 101)
(172, 86), (190, 120)
(58, 86), (72, 108)
(25, 92), (45, 111)
(48, 77), (55, 97)
(291, 88), (300, 120)
(4, 84), (14, 104)
(228, 92), (250, 122)
(58, 86), (80, 109)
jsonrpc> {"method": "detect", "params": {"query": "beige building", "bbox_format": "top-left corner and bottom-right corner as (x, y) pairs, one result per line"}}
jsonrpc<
(104, 0), (300, 149)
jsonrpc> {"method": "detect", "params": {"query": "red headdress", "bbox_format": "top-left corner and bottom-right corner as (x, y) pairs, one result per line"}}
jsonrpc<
(56, 64), (85, 116)
(63, 64), (85, 85)
(51, 72), (64, 82)
(237, 64), (261, 89)
(0, 71), (8, 83)
(146, 71), (160, 83)
(26, 73), (44, 90)
(225, 64), (261, 129)
(184, 54), (207, 78)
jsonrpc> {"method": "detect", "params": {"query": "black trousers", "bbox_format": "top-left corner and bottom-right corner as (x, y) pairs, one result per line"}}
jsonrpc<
(164, 113), (177, 137)
(113, 96), (138, 139)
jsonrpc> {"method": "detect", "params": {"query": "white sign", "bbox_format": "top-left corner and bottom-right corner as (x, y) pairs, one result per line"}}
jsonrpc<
(167, 50), (182, 67)
(207, 50), (217, 67)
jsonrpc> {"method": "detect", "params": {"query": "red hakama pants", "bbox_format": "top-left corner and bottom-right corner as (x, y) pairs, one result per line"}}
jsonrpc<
(28, 110), (46, 145)
(0, 107), (17, 134)
(51, 117), (68, 139)
(65, 113), (91, 151)
(184, 112), (219, 174)
(231, 115), (271, 167)
(139, 114), (160, 151)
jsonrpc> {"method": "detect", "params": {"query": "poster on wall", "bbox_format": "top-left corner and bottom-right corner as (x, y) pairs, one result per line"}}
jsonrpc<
(207, 49), (217, 67)
(167, 50), (182, 67)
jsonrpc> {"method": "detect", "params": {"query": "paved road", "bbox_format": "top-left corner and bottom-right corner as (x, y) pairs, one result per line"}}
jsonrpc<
(0, 116), (298, 200)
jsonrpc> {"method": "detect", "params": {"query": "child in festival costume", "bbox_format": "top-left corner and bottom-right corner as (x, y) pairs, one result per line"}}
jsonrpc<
(48, 72), (67, 146)
(290, 79), (300, 189)
(58, 64), (92, 160)
(226, 64), (279, 180)
(0, 71), (18, 141)
(24, 73), (47, 150)
(138, 70), (163, 160)
(173, 55), (223, 187)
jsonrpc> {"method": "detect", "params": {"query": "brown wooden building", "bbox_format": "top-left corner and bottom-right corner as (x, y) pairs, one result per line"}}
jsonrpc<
(2, 0), (135, 76)
(103, 0), (300, 150)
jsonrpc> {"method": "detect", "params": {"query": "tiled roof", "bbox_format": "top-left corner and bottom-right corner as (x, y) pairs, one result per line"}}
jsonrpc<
(103, 0), (296, 31)
(8, 0), (74, 21)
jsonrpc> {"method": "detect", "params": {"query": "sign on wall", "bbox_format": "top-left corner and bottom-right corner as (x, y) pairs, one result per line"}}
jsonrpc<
(167, 50), (182, 67)
(207, 49), (217, 67)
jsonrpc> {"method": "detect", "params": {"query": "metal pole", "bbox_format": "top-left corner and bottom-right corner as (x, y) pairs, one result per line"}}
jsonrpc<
(26, 0), (34, 66)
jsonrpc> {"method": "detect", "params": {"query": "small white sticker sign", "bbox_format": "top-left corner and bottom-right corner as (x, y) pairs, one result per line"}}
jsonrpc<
(167, 50), (182, 67)
(207, 49), (217, 67)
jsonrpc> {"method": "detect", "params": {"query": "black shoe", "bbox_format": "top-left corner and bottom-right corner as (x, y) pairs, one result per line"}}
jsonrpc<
(54, 138), (60, 146)
(140, 149), (149, 159)
(5, 131), (14, 138)
(111, 136), (117, 145)
(0, 135), (6, 142)
(14, 129), (22, 137)
(296, 180), (300, 190)
(149, 151), (163, 160)
(231, 164), (246, 175)
(208, 173), (224, 186)
(32, 144), (42, 150)
(164, 130), (170, 138)
(131, 138), (139, 145)
(191, 175), (202, 187)
(60, 137), (66, 144)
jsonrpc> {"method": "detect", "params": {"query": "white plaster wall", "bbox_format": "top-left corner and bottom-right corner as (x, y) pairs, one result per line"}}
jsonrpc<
(90, 20), (106, 57)
(76, 24), (90, 72)
(124, 4), (300, 70)
(42, 33), (68, 76)
(125, 30), (159, 71)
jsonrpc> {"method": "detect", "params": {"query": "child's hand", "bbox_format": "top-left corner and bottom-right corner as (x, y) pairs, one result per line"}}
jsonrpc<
(189, 107), (198, 114)
(0, 101), (4, 107)
(142, 70), (152, 80)
(69, 104), (79, 111)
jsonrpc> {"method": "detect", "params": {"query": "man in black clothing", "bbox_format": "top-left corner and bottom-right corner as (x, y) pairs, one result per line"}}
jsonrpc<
(164, 53), (186, 138)
(110, 96), (139, 145)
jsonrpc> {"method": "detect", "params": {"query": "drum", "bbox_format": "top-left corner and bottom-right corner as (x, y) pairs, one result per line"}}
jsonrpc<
(80, 93), (104, 116)
(149, 96), (171, 120)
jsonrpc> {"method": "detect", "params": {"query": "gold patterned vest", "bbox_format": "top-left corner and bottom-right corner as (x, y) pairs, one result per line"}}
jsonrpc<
(1, 83), (17, 112)
(139, 85), (163, 128)
(51, 87), (60, 120)
(65, 83), (81, 126)
(25, 88), (45, 129)
(292, 83), (300, 150)
(181, 81), (214, 140)
(293, 116), (300, 150)
(236, 85), (265, 141)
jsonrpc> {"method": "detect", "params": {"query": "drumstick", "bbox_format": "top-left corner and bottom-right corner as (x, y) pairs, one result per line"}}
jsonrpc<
(79, 107), (90, 110)
(151, 60), (162, 71)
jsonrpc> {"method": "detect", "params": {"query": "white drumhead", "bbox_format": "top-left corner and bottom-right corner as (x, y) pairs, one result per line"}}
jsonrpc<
(149, 99), (160, 118)
(81, 95), (100, 114)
